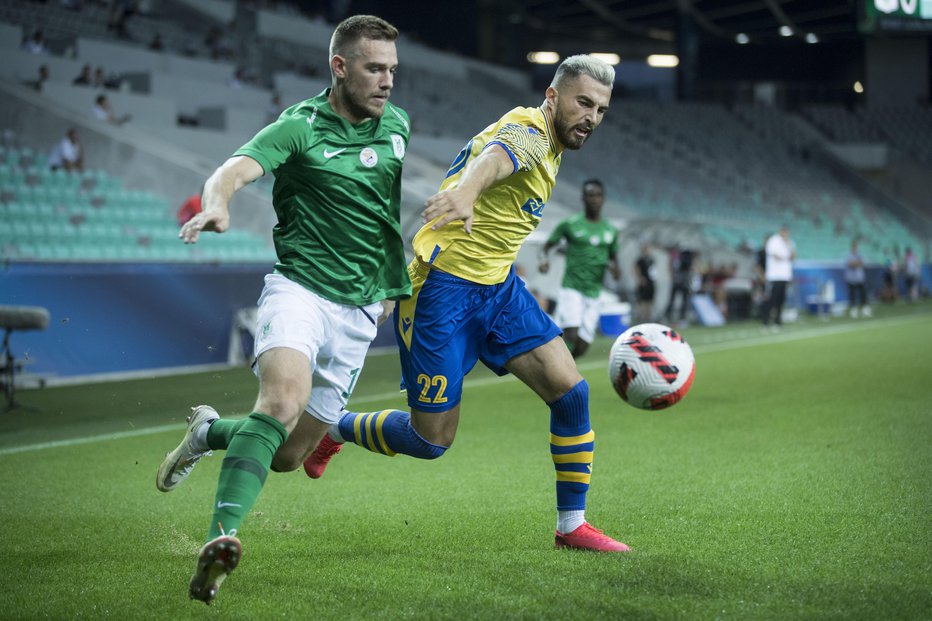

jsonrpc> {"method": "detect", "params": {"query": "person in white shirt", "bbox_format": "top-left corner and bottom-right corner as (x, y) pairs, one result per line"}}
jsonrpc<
(762, 225), (795, 328)
(93, 95), (130, 125)
(47, 128), (83, 173)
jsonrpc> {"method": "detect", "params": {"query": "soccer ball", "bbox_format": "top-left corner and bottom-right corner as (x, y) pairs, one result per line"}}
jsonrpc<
(608, 323), (696, 410)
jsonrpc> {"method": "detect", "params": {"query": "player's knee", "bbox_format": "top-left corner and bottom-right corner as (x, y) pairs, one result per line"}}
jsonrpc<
(254, 395), (305, 429)
(410, 408), (458, 451)
(410, 426), (451, 459)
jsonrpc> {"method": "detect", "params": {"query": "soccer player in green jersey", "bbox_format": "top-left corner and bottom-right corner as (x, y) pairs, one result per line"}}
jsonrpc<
(154, 15), (412, 604)
(539, 179), (620, 358)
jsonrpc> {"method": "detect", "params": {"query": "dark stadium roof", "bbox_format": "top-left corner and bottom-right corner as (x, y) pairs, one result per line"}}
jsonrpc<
(520, 0), (860, 44)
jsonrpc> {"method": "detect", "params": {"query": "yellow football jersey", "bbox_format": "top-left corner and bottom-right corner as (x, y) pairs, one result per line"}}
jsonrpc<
(413, 106), (563, 284)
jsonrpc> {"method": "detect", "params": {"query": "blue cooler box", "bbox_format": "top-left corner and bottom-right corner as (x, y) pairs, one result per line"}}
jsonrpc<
(599, 302), (632, 337)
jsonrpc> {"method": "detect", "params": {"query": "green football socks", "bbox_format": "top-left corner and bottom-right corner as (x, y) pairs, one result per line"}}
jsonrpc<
(206, 418), (247, 451)
(207, 412), (287, 541)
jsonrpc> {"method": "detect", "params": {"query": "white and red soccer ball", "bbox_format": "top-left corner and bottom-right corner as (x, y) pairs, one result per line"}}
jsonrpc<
(608, 323), (696, 410)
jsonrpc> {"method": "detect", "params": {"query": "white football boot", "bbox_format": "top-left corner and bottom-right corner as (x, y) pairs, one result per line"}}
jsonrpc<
(156, 405), (219, 492)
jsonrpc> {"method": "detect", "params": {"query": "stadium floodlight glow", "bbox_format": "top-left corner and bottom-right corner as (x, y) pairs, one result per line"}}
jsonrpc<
(805, 32), (819, 43)
(589, 53), (621, 65)
(527, 51), (560, 64)
(779, 25), (793, 37)
(853, 80), (864, 93)
(735, 33), (750, 44)
(647, 54), (679, 68)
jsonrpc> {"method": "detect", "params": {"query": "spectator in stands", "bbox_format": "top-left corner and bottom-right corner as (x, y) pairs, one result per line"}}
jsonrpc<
(707, 263), (734, 318)
(228, 66), (250, 89)
(635, 242), (656, 323)
(880, 247), (899, 303)
(93, 94), (131, 126)
(149, 33), (164, 51)
(108, 0), (137, 39)
(761, 225), (796, 330)
(845, 240), (870, 318)
(22, 30), (47, 54)
(73, 64), (93, 86)
(25, 64), (50, 92)
(92, 67), (107, 89)
(47, 128), (83, 173)
(753, 234), (768, 319)
(265, 92), (284, 125)
(91, 66), (122, 90)
(176, 191), (202, 226)
(904, 247), (920, 302)
(664, 245), (694, 325)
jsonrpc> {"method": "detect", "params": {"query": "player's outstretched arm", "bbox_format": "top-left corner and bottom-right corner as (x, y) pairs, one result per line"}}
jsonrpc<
(180, 155), (264, 244)
(423, 144), (513, 234)
(538, 240), (558, 273)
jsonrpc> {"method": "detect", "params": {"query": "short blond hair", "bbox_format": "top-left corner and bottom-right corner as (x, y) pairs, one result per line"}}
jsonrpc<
(550, 55), (615, 89)
(329, 15), (398, 59)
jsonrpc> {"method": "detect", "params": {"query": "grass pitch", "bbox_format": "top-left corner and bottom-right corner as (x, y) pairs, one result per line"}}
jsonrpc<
(1, 303), (930, 620)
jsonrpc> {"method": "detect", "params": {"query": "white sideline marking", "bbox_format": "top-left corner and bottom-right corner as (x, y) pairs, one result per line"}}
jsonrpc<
(0, 313), (928, 457)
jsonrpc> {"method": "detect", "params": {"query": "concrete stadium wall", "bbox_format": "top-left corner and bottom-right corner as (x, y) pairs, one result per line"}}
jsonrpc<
(76, 38), (236, 83)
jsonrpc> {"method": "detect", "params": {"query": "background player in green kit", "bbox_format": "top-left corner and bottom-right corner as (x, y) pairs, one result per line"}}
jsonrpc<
(538, 179), (620, 358)
(154, 15), (411, 604)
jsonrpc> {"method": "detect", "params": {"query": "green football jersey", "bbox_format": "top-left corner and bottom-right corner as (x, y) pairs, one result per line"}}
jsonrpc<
(234, 90), (412, 306)
(547, 214), (618, 298)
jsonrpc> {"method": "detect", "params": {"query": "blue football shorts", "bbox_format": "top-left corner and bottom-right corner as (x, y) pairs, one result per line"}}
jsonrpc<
(394, 262), (561, 412)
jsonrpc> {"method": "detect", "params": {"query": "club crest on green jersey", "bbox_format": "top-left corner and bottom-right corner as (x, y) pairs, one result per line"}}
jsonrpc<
(391, 134), (405, 159)
(360, 147), (378, 168)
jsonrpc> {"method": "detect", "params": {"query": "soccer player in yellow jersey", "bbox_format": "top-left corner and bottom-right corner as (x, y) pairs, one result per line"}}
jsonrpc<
(307, 55), (629, 552)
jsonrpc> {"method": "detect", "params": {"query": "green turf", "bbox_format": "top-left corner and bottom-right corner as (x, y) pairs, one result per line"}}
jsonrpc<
(0, 304), (930, 619)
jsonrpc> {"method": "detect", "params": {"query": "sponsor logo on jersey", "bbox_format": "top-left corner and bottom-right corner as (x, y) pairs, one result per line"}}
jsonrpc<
(360, 147), (378, 168)
(323, 148), (346, 159)
(389, 106), (409, 131)
(391, 134), (406, 159)
(520, 197), (546, 218)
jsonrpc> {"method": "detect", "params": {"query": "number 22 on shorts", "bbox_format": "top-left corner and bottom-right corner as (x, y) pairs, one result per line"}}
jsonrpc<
(416, 374), (448, 404)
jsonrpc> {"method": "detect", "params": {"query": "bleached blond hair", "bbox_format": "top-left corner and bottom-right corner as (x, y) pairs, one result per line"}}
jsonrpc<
(550, 54), (615, 89)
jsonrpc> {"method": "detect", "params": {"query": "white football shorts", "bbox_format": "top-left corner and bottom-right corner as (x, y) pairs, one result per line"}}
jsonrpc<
(553, 287), (602, 343)
(253, 273), (382, 424)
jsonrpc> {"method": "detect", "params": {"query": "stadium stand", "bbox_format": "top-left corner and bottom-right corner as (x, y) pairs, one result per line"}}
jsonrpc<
(0, 1), (928, 380)
(0, 143), (274, 263)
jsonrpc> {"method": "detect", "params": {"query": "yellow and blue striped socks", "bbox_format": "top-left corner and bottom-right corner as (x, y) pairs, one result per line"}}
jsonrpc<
(337, 409), (448, 459)
(549, 380), (594, 530)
